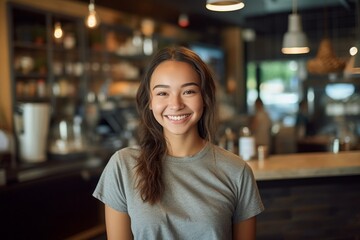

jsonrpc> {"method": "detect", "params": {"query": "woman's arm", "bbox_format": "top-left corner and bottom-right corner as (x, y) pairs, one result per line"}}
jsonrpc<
(105, 204), (133, 240)
(233, 216), (257, 240)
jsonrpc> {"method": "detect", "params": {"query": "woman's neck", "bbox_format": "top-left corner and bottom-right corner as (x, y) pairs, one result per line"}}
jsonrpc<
(166, 134), (206, 157)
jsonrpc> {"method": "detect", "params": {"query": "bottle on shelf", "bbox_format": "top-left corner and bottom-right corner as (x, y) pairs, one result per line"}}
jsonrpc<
(37, 78), (47, 97)
(238, 127), (255, 161)
(225, 127), (236, 154)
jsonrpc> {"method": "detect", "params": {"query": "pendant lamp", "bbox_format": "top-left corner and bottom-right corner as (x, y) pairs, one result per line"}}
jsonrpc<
(206, 0), (244, 12)
(307, 7), (345, 74)
(53, 22), (63, 39)
(85, 0), (100, 28)
(281, 0), (309, 54)
(307, 38), (345, 74)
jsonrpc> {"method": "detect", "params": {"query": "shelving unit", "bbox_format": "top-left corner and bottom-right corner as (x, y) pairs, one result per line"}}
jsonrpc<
(302, 74), (360, 147)
(304, 74), (360, 118)
(8, 4), (160, 113)
(10, 6), (49, 104)
(7, 3), (182, 159)
(9, 4), (85, 118)
(85, 23), (157, 100)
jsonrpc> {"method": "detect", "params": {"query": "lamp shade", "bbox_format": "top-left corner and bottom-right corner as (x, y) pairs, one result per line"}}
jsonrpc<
(206, 0), (244, 12)
(282, 13), (310, 54)
(307, 38), (346, 74)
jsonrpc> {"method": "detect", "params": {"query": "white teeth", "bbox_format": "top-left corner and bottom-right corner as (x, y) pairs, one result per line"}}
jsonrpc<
(167, 114), (189, 121)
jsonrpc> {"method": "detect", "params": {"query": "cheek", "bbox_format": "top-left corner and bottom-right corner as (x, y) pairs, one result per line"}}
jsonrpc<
(194, 98), (204, 113)
(150, 98), (165, 114)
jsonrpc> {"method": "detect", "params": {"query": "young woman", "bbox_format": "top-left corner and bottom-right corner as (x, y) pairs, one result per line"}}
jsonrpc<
(93, 46), (264, 240)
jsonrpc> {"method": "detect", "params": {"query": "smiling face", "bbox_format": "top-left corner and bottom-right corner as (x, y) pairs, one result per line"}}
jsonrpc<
(149, 60), (204, 140)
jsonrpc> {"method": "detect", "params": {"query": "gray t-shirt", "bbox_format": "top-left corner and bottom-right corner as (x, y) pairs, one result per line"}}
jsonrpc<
(93, 142), (264, 240)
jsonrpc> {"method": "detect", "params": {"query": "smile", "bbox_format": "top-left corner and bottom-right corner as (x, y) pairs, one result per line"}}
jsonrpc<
(166, 114), (191, 121)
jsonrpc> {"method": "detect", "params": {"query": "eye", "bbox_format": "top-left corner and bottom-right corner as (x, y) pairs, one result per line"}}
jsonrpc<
(183, 89), (197, 95)
(156, 91), (168, 96)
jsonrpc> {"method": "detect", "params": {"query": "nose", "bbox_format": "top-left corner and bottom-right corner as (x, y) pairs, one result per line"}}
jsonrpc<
(169, 94), (184, 110)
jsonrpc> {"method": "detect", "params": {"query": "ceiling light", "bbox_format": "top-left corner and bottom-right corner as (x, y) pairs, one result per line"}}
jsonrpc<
(85, 0), (100, 28)
(281, 0), (309, 54)
(325, 83), (355, 101)
(206, 0), (244, 12)
(54, 22), (63, 39)
(349, 46), (358, 56)
(307, 38), (345, 74)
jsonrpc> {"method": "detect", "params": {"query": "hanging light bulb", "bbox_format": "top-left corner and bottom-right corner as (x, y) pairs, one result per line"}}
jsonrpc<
(206, 0), (244, 12)
(349, 46), (358, 56)
(281, 0), (309, 54)
(54, 22), (63, 39)
(85, 0), (100, 28)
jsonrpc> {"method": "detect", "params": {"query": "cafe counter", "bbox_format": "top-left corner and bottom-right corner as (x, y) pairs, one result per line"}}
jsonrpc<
(248, 151), (360, 239)
(247, 150), (360, 180)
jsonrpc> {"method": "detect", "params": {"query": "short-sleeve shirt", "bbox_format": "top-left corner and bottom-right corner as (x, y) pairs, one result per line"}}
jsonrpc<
(93, 142), (264, 240)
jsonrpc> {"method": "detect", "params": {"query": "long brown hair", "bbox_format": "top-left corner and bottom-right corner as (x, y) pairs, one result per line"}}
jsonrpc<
(135, 46), (217, 204)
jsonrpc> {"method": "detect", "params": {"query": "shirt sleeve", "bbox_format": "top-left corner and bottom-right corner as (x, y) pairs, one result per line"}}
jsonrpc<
(233, 163), (265, 223)
(92, 151), (128, 213)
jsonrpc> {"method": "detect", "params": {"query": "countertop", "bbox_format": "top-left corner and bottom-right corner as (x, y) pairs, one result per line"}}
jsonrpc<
(0, 146), (116, 187)
(3, 148), (360, 185)
(247, 151), (360, 181)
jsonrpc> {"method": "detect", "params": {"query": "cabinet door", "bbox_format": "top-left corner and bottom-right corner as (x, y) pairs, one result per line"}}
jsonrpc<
(0, 172), (103, 239)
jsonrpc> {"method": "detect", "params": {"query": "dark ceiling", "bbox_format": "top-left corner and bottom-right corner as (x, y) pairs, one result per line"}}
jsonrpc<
(74, 0), (356, 32)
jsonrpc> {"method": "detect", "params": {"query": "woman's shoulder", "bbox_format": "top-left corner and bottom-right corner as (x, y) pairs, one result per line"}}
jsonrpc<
(108, 146), (140, 166)
(210, 143), (246, 167)
(117, 145), (141, 155)
(209, 144), (254, 179)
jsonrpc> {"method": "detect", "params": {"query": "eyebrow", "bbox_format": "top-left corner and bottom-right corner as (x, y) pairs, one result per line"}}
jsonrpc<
(152, 82), (200, 90)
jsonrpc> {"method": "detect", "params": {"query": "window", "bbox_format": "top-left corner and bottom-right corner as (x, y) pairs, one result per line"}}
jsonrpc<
(247, 60), (306, 124)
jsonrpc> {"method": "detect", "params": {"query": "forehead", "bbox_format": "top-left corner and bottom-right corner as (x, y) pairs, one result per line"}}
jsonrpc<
(150, 60), (200, 84)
